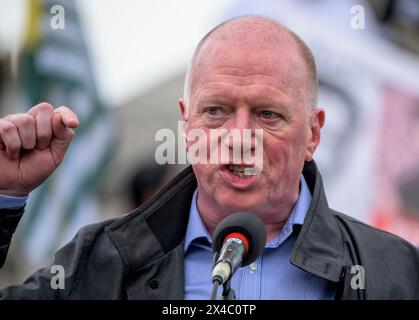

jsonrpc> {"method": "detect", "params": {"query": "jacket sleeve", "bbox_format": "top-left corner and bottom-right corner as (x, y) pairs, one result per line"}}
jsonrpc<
(0, 207), (24, 269)
(0, 213), (125, 300)
(0, 217), (91, 300)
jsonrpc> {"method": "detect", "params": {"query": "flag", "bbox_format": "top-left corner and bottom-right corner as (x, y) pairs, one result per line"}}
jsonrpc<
(18, 0), (117, 266)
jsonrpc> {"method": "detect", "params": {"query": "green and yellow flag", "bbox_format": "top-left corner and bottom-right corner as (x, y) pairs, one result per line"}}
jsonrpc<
(18, 0), (116, 266)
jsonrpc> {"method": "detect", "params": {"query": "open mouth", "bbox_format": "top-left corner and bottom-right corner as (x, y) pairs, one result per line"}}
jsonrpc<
(219, 163), (261, 190)
(227, 164), (258, 178)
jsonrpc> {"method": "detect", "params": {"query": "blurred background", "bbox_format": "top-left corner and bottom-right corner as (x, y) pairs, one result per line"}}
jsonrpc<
(0, 0), (418, 286)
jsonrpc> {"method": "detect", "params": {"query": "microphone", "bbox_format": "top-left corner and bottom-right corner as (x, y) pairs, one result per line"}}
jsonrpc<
(211, 212), (266, 294)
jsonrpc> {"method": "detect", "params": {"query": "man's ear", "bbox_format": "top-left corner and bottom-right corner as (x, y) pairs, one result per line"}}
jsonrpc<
(305, 107), (325, 161)
(178, 99), (188, 122)
(178, 99), (188, 143)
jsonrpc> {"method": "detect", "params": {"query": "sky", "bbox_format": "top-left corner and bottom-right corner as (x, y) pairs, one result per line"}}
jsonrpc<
(0, 0), (236, 107)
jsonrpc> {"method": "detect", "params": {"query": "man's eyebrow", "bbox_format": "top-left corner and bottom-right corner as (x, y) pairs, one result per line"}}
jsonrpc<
(196, 94), (292, 108)
(196, 96), (235, 108)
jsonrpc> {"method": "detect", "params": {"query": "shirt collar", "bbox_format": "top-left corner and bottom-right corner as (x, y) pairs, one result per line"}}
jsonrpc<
(184, 188), (212, 252)
(266, 174), (311, 248)
(184, 175), (312, 252)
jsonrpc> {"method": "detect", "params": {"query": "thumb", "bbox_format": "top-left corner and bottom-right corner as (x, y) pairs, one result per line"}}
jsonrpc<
(50, 112), (76, 163)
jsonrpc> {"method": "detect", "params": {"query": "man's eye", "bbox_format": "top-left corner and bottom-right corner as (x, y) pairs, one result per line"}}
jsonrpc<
(206, 107), (222, 116)
(259, 110), (279, 119)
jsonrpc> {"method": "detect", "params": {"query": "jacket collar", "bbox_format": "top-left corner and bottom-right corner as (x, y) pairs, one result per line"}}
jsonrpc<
(105, 160), (344, 299)
(289, 161), (345, 282)
(105, 166), (196, 299)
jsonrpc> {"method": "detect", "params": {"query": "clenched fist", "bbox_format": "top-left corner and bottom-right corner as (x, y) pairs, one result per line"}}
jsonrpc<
(0, 102), (79, 197)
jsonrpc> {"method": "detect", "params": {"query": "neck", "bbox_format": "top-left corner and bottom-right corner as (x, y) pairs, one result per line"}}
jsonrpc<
(196, 188), (300, 243)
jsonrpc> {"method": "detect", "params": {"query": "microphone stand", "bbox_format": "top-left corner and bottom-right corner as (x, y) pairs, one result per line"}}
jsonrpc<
(220, 279), (235, 300)
(210, 278), (235, 300)
(210, 253), (236, 300)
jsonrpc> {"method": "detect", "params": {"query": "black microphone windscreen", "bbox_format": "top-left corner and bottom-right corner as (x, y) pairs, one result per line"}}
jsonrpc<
(212, 212), (267, 266)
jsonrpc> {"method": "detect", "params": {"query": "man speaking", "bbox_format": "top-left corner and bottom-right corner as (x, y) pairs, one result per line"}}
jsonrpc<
(0, 16), (418, 299)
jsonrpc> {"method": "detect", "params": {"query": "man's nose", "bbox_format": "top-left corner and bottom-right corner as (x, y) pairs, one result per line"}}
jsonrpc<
(223, 109), (257, 152)
(233, 108), (252, 130)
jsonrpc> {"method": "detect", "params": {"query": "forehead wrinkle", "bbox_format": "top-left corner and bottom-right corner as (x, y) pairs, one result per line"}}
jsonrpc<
(191, 46), (305, 112)
(195, 69), (292, 92)
(194, 79), (293, 115)
(192, 43), (302, 85)
(193, 37), (302, 76)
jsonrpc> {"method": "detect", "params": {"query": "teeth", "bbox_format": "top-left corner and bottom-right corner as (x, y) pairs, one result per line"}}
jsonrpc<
(228, 165), (255, 177)
(244, 167), (256, 175)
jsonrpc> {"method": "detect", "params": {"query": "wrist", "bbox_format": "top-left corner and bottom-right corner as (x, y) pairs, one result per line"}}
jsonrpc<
(0, 193), (28, 209)
(0, 189), (29, 197)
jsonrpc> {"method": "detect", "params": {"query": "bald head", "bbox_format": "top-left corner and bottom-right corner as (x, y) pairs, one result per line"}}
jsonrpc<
(184, 16), (318, 111)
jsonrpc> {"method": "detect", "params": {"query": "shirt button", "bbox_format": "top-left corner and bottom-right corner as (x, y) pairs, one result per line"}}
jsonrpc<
(149, 279), (159, 289)
(248, 262), (257, 271)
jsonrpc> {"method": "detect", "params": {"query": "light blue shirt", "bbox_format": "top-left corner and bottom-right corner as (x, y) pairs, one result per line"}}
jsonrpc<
(184, 176), (336, 300)
(0, 194), (28, 209)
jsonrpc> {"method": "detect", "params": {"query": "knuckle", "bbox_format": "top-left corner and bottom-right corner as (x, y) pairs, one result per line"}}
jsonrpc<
(36, 102), (54, 112)
(37, 112), (53, 124)
(0, 121), (15, 134)
(54, 105), (66, 112)
(19, 115), (35, 126)
(10, 113), (34, 127)
(56, 105), (72, 115)
(38, 105), (55, 117)
(28, 102), (54, 118)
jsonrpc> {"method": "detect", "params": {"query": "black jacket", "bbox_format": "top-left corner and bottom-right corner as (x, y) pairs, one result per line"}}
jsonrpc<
(1, 161), (418, 299)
